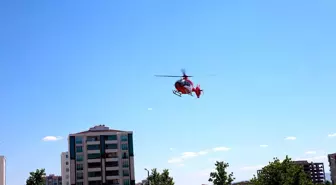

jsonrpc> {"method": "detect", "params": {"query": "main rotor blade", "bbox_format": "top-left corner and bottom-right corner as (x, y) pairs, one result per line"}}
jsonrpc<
(155, 75), (183, 77)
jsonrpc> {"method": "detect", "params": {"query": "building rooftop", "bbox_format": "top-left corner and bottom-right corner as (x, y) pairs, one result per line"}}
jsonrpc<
(71, 125), (130, 135)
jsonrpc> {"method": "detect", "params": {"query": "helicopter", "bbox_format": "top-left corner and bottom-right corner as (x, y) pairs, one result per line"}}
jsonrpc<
(155, 69), (204, 98)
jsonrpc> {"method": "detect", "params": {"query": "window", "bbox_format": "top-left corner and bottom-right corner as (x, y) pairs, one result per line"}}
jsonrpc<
(106, 161), (118, 167)
(76, 172), (83, 180)
(66, 175), (69, 179)
(87, 136), (99, 142)
(76, 146), (83, 152)
(67, 182), (69, 185)
(122, 160), (129, 168)
(75, 137), (83, 144)
(88, 171), (101, 177)
(76, 182), (83, 185)
(66, 168), (70, 172)
(106, 152), (118, 158)
(89, 181), (102, 185)
(87, 145), (100, 150)
(66, 154), (68, 158)
(76, 164), (83, 170)
(121, 135), (128, 141)
(123, 179), (130, 185)
(121, 144), (128, 150)
(88, 153), (101, 159)
(88, 162), (101, 168)
(106, 170), (119, 176)
(106, 144), (118, 149)
(66, 162), (69, 165)
(122, 152), (128, 159)
(105, 135), (117, 140)
(107, 179), (119, 185)
(123, 170), (129, 176)
(76, 155), (83, 162)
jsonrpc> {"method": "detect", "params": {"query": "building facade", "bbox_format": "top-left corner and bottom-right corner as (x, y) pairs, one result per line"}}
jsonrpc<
(328, 153), (336, 185)
(0, 156), (5, 185)
(293, 160), (325, 183)
(68, 125), (135, 185)
(62, 152), (70, 185)
(45, 174), (62, 185)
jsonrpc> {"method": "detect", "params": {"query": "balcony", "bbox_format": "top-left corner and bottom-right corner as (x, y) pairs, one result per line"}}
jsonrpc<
(88, 150), (100, 154)
(88, 159), (101, 163)
(88, 177), (101, 181)
(88, 168), (101, 172)
(106, 140), (118, 144)
(106, 149), (118, 153)
(87, 140), (100, 145)
(106, 158), (119, 162)
(106, 167), (119, 171)
(106, 176), (120, 180)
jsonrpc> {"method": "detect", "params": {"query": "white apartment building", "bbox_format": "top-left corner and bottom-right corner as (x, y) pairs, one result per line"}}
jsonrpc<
(68, 125), (135, 185)
(61, 152), (70, 185)
(0, 156), (5, 185)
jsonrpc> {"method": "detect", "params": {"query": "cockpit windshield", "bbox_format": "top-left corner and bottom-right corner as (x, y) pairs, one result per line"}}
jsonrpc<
(179, 79), (191, 86)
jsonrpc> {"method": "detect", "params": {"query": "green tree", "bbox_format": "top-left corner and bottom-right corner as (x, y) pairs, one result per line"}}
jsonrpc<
(26, 168), (46, 185)
(148, 168), (174, 185)
(324, 180), (332, 185)
(250, 156), (314, 185)
(208, 161), (235, 185)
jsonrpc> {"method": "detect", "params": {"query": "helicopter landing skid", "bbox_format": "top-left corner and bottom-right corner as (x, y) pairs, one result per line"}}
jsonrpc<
(172, 90), (182, 97)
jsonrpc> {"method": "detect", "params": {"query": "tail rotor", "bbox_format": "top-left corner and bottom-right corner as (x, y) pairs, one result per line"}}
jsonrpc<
(193, 84), (203, 98)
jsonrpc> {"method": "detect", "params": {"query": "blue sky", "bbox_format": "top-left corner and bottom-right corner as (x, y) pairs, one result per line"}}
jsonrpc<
(1, 0), (336, 184)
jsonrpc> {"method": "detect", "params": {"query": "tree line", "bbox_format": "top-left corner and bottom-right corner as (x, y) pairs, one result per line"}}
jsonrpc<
(26, 155), (332, 185)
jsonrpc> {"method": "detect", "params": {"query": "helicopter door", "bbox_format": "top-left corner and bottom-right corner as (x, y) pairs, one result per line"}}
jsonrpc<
(183, 81), (192, 93)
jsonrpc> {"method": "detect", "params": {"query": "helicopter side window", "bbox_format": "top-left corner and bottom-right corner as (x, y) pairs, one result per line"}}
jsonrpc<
(184, 81), (191, 86)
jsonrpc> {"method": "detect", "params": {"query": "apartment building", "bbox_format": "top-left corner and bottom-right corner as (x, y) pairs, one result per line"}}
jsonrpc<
(328, 153), (336, 185)
(68, 125), (135, 185)
(61, 152), (71, 185)
(0, 156), (5, 185)
(293, 160), (325, 183)
(44, 174), (62, 185)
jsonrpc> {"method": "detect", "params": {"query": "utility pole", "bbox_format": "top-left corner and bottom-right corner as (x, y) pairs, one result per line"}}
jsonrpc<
(144, 168), (150, 185)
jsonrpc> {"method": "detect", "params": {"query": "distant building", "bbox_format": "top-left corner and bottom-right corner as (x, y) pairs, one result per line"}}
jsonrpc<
(68, 125), (135, 185)
(135, 180), (148, 185)
(232, 181), (251, 185)
(0, 156), (5, 185)
(256, 160), (325, 184)
(328, 153), (336, 185)
(293, 160), (325, 184)
(44, 174), (62, 185)
(61, 152), (70, 185)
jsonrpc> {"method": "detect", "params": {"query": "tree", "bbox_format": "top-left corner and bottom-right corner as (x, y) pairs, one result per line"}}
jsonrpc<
(208, 161), (235, 185)
(26, 168), (46, 185)
(250, 156), (314, 185)
(147, 168), (174, 185)
(324, 180), (332, 185)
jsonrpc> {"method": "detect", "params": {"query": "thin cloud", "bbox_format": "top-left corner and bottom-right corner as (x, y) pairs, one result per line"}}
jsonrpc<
(42, 136), (63, 141)
(167, 147), (228, 164)
(328, 133), (336, 137)
(168, 158), (183, 164)
(285, 136), (296, 140)
(147, 108), (153, 111)
(260, 145), (268, 148)
(213, 147), (231, 152)
(240, 165), (264, 171)
(169, 148), (175, 151)
(305, 151), (317, 155)
(198, 150), (210, 155)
